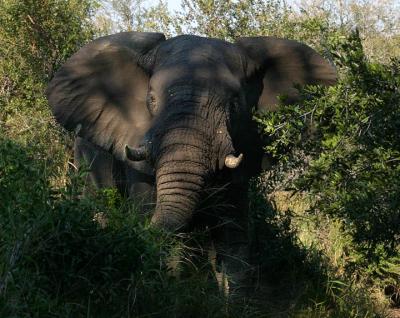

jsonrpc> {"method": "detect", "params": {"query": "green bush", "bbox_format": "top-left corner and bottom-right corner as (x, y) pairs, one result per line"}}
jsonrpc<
(256, 30), (400, 258)
(0, 138), (231, 317)
(0, 0), (96, 182)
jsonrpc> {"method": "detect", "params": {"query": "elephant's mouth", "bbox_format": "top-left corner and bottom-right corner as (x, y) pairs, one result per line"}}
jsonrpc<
(124, 113), (244, 231)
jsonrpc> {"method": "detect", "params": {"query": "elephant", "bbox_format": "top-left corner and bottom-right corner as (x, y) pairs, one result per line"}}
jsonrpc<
(46, 31), (336, 295)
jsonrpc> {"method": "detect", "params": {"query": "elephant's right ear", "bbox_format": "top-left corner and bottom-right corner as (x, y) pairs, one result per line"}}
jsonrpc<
(236, 37), (337, 111)
(46, 32), (166, 161)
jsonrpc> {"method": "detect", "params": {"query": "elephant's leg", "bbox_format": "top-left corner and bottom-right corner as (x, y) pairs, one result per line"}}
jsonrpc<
(213, 220), (250, 299)
(74, 137), (155, 212)
(123, 161), (156, 213)
(212, 184), (252, 300)
(74, 137), (120, 192)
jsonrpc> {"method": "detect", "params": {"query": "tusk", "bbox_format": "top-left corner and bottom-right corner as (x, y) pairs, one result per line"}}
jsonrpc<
(75, 123), (82, 136)
(125, 144), (148, 161)
(224, 153), (243, 169)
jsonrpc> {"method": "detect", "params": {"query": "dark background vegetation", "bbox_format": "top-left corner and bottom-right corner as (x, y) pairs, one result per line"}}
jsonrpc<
(0, 0), (399, 317)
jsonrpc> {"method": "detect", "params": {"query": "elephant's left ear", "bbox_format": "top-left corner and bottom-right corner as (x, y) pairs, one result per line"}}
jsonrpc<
(235, 37), (337, 111)
(46, 32), (166, 162)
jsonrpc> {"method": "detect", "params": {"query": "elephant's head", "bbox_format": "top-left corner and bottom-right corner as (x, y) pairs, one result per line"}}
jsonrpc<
(47, 32), (336, 231)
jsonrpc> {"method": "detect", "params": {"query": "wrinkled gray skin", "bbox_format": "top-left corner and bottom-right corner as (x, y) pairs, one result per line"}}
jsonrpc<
(47, 32), (336, 293)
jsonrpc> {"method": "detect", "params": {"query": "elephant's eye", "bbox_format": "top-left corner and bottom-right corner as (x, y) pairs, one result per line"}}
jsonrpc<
(147, 92), (158, 115)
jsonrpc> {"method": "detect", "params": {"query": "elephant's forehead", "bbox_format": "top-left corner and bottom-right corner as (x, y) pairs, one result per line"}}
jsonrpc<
(149, 66), (242, 107)
(156, 35), (243, 70)
(152, 35), (244, 91)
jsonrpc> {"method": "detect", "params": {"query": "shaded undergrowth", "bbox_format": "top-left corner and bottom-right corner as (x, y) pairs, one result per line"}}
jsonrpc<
(0, 136), (389, 317)
(247, 180), (383, 317)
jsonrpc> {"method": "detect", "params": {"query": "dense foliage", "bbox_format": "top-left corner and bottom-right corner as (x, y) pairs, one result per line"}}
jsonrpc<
(0, 0), (95, 180)
(0, 139), (233, 317)
(256, 30), (400, 255)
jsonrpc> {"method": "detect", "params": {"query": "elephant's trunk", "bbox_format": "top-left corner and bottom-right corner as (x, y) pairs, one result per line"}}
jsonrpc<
(150, 125), (210, 231)
(151, 161), (206, 230)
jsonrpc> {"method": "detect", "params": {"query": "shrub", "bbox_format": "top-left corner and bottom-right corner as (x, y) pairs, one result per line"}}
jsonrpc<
(0, 137), (229, 317)
(0, 0), (96, 183)
(255, 30), (400, 258)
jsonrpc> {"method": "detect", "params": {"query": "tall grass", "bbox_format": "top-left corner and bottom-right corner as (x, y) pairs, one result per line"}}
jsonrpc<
(1, 135), (391, 317)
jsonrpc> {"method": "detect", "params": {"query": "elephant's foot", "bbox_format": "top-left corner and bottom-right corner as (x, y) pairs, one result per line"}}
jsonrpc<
(209, 239), (252, 301)
(219, 246), (252, 300)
